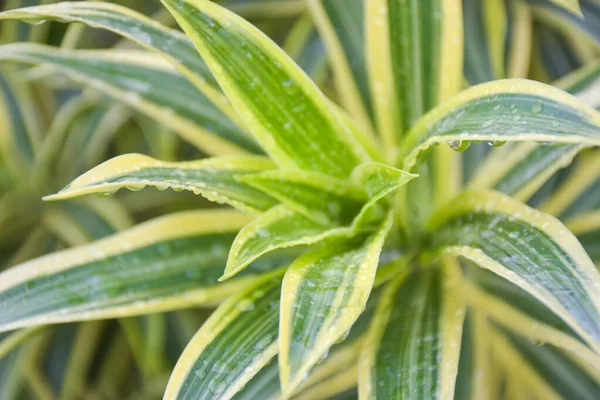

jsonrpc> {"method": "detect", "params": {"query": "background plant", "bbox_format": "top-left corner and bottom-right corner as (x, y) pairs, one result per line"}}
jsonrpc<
(0, 0), (599, 399)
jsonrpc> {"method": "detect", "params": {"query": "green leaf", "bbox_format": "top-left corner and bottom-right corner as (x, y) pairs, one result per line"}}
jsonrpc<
(0, 2), (221, 93)
(427, 189), (600, 353)
(0, 68), (40, 175)
(366, 0), (464, 153)
(278, 212), (393, 395)
(239, 169), (365, 226)
(468, 60), (600, 201)
(494, 327), (600, 399)
(0, 44), (260, 155)
(469, 142), (583, 201)
(307, 0), (374, 130)
(224, 163), (416, 280)
(359, 258), (466, 399)
(400, 79), (600, 171)
(0, 210), (288, 333)
(160, 0), (370, 178)
(222, 206), (344, 281)
(163, 272), (283, 400)
(283, 15), (328, 86)
(44, 154), (278, 214)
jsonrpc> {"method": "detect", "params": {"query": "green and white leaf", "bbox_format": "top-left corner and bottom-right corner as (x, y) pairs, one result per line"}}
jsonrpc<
(239, 169), (365, 226)
(44, 153), (278, 214)
(278, 212), (393, 395)
(400, 79), (600, 171)
(224, 163), (415, 280)
(164, 272), (283, 400)
(427, 189), (600, 353)
(366, 0), (464, 154)
(0, 44), (260, 155)
(0, 210), (289, 333)
(160, 0), (370, 178)
(359, 257), (466, 399)
(307, 0), (373, 130)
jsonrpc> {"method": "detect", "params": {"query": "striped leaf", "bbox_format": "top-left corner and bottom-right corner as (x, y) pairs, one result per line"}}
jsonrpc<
(366, 0), (464, 153)
(464, 0), (533, 84)
(224, 163), (415, 280)
(44, 154), (278, 214)
(239, 169), (365, 226)
(359, 257), (466, 399)
(541, 150), (600, 219)
(0, 2), (224, 99)
(568, 211), (600, 263)
(278, 212), (393, 395)
(160, 0), (370, 178)
(222, 206), (345, 281)
(494, 327), (600, 399)
(400, 79), (600, 171)
(469, 142), (583, 201)
(428, 189), (600, 353)
(0, 45), (260, 155)
(233, 288), (381, 400)
(0, 68), (40, 175)
(547, 0), (583, 14)
(0, 210), (291, 333)
(468, 60), (600, 201)
(283, 15), (328, 86)
(163, 272), (283, 400)
(307, 0), (373, 130)
(467, 276), (600, 368)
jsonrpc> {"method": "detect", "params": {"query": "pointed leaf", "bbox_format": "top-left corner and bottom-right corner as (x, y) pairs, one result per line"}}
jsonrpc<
(164, 272), (283, 400)
(497, 327), (600, 399)
(428, 189), (600, 353)
(222, 206), (348, 281)
(0, 210), (289, 333)
(307, 0), (373, 130)
(160, 0), (370, 178)
(359, 258), (466, 399)
(278, 212), (393, 395)
(0, 68), (39, 175)
(224, 164), (416, 280)
(468, 61), (600, 201)
(44, 154), (278, 214)
(366, 0), (463, 153)
(239, 169), (365, 226)
(400, 79), (600, 171)
(0, 2), (223, 97)
(0, 44), (260, 155)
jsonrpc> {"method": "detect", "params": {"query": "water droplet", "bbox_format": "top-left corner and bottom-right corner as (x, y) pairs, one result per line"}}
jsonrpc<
(447, 140), (471, 152)
(531, 102), (544, 114)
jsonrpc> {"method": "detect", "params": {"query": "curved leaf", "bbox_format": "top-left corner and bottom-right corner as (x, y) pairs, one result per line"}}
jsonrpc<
(278, 212), (393, 395)
(366, 0), (463, 153)
(239, 169), (365, 226)
(400, 79), (600, 171)
(163, 272), (283, 400)
(160, 0), (370, 178)
(283, 15), (327, 85)
(307, 0), (373, 130)
(44, 154), (278, 214)
(0, 68), (39, 175)
(222, 206), (345, 281)
(496, 327), (600, 400)
(0, 210), (288, 333)
(427, 189), (600, 353)
(224, 163), (415, 280)
(567, 210), (600, 263)
(468, 60), (600, 201)
(0, 2), (233, 113)
(0, 44), (260, 155)
(359, 257), (466, 399)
